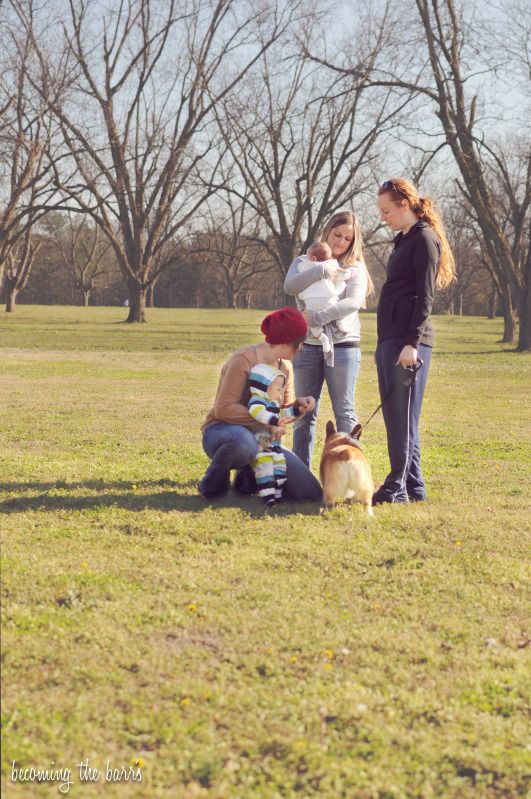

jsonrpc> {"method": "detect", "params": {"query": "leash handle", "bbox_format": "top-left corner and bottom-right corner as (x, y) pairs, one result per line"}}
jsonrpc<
(359, 358), (424, 433)
(402, 357), (424, 387)
(403, 357), (424, 374)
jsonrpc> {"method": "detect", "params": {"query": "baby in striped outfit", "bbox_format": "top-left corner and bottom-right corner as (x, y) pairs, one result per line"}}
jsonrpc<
(248, 363), (300, 507)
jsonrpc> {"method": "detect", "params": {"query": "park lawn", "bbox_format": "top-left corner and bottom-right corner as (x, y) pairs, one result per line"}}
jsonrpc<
(0, 306), (530, 799)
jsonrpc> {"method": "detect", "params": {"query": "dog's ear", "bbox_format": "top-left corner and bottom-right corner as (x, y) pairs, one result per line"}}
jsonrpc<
(325, 420), (336, 438)
(351, 423), (362, 440)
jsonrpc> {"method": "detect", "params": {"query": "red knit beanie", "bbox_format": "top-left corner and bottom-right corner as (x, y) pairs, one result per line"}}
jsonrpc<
(261, 306), (308, 344)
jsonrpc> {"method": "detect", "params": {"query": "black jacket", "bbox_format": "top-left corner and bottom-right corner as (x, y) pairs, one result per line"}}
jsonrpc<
(376, 220), (441, 348)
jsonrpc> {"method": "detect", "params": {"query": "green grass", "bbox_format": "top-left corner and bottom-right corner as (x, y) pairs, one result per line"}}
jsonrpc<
(1, 305), (530, 799)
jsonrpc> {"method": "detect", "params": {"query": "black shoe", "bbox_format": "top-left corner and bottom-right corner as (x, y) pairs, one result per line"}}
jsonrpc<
(198, 466), (231, 500)
(372, 487), (408, 506)
(263, 497), (278, 509)
(232, 465), (257, 495)
(406, 483), (427, 502)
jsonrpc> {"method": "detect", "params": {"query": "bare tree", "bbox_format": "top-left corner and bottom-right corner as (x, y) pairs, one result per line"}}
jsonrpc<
(16, 0), (302, 322)
(0, 2), (56, 311)
(47, 213), (112, 306)
(2, 227), (41, 311)
(214, 24), (413, 285)
(309, 0), (531, 349)
(193, 188), (276, 308)
(414, 0), (530, 349)
(441, 199), (493, 315)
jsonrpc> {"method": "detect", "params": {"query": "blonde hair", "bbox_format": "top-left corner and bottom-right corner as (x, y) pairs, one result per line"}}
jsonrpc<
(319, 210), (374, 299)
(378, 178), (456, 289)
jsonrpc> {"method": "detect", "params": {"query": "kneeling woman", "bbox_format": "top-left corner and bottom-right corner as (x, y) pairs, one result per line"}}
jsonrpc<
(199, 307), (322, 502)
(373, 178), (455, 504)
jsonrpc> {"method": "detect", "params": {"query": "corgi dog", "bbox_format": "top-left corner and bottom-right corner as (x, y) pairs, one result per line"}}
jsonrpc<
(320, 421), (374, 515)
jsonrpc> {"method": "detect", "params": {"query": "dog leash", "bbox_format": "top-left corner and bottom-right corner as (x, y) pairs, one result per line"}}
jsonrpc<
(358, 359), (423, 434)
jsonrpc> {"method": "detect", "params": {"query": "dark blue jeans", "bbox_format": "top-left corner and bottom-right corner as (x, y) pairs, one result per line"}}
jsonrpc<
(375, 340), (432, 501)
(200, 422), (322, 501)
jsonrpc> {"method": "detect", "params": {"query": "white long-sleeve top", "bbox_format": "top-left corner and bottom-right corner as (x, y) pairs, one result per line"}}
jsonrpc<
(284, 255), (368, 344)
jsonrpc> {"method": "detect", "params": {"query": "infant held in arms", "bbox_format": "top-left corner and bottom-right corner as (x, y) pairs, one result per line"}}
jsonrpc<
(297, 241), (353, 353)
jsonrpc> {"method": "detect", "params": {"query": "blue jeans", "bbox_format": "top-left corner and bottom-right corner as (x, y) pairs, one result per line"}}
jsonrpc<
(292, 344), (361, 467)
(200, 422), (322, 501)
(375, 339), (432, 501)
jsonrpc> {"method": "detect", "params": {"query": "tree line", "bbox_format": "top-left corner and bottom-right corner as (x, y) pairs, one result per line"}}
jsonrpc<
(1, 0), (529, 349)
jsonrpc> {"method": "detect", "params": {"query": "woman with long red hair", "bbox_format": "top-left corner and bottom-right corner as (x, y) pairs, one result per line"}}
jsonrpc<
(373, 178), (455, 505)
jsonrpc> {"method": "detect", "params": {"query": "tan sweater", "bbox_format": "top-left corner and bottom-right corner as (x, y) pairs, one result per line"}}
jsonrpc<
(202, 345), (295, 432)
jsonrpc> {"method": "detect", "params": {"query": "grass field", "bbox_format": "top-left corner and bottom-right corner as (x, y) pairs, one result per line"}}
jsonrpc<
(1, 306), (530, 799)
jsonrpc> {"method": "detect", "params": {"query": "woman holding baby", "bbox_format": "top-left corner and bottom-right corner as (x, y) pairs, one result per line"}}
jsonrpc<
(284, 211), (373, 467)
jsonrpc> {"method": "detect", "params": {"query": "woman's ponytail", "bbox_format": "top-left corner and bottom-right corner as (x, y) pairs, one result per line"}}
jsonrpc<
(378, 180), (456, 289)
(417, 196), (455, 289)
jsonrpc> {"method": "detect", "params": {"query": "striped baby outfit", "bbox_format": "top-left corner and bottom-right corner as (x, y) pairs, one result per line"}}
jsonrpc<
(248, 363), (299, 506)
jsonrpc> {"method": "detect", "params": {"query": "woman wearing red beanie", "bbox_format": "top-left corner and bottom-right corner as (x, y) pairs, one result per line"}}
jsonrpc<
(199, 307), (322, 501)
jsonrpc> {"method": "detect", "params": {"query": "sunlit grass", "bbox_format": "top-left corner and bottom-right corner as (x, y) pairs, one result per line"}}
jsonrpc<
(1, 306), (530, 798)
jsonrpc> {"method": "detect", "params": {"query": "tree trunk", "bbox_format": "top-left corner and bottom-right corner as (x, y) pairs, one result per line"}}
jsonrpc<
(503, 312), (516, 344)
(283, 292), (297, 307)
(488, 286), (498, 319)
(226, 283), (236, 309)
(83, 290), (90, 306)
(516, 277), (531, 352)
(147, 284), (154, 307)
(500, 290), (516, 344)
(126, 282), (147, 323)
(4, 279), (18, 312)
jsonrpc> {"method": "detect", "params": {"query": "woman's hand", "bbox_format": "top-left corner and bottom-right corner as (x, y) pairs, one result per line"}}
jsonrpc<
(295, 396), (316, 415)
(278, 416), (296, 427)
(396, 345), (418, 368)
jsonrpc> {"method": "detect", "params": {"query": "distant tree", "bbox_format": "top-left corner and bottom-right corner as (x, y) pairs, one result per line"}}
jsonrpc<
(46, 213), (113, 306)
(192, 189), (276, 308)
(434, 199), (492, 315)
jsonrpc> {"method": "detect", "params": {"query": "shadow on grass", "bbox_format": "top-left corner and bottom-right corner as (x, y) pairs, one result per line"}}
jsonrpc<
(0, 488), (321, 518)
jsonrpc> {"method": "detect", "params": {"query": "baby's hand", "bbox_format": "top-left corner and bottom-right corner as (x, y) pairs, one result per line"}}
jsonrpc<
(324, 263), (351, 281)
(269, 425), (286, 442)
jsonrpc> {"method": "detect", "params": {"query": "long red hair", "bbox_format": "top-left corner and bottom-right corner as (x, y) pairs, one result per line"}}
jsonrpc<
(378, 178), (455, 289)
